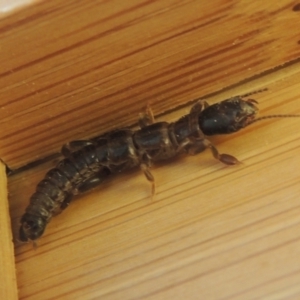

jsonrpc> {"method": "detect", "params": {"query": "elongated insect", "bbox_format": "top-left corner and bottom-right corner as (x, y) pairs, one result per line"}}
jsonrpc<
(19, 89), (300, 243)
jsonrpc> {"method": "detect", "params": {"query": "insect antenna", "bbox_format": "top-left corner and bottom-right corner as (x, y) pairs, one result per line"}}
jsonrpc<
(239, 88), (268, 98)
(249, 114), (300, 125)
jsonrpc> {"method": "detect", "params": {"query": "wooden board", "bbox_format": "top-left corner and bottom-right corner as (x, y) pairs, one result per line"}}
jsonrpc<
(0, 162), (18, 300)
(4, 0), (300, 299)
(9, 62), (300, 299)
(1, 0), (300, 168)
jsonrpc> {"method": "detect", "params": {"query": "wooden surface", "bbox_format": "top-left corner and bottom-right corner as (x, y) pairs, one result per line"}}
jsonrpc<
(9, 65), (300, 299)
(0, 162), (18, 300)
(1, 0), (300, 168)
(4, 0), (300, 299)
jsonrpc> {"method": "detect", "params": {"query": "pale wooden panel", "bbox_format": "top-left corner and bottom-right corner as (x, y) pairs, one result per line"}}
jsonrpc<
(0, 162), (18, 300)
(0, 0), (41, 17)
(1, 0), (300, 168)
(8, 63), (300, 299)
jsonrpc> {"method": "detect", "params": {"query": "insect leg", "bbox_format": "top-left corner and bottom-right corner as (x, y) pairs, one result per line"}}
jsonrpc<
(138, 103), (155, 128)
(77, 174), (107, 193)
(204, 140), (239, 165)
(61, 140), (94, 157)
(190, 100), (209, 114)
(140, 163), (155, 199)
(178, 137), (239, 165)
(59, 194), (74, 211)
(54, 169), (110, 213)
(138, 153), (155, 198)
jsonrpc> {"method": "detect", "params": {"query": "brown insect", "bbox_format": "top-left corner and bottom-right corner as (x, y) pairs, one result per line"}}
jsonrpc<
(19, 89), (300, 243)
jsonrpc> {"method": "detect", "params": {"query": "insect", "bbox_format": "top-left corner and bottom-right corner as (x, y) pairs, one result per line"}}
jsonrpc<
(19, 89), (300, 243)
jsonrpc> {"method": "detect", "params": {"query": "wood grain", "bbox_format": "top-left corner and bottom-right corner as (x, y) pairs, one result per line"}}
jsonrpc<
(4, 0), (300, 299)
(0, 162), (18, 300)
(1, 0), (300, 168)
(9, 62), (300, 299)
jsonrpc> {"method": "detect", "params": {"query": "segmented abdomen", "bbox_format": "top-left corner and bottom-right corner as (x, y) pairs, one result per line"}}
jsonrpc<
(20, 119), (194, 241)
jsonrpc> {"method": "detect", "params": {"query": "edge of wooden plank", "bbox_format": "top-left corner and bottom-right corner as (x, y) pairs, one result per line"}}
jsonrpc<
(0, 162), (18, 300)
(1, 0), (300, 169)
